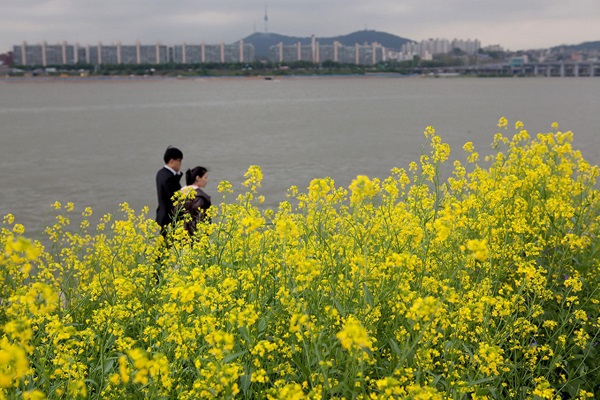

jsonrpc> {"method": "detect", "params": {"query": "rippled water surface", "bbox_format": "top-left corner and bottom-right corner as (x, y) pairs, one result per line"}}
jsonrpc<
(1, 76), (599, 238)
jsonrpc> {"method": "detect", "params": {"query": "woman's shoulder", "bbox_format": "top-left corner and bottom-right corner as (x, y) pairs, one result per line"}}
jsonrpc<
(197, 188), (210, 199)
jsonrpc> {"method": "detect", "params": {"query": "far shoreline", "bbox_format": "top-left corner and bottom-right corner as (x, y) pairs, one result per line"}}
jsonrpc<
(0, 72), (477, 84)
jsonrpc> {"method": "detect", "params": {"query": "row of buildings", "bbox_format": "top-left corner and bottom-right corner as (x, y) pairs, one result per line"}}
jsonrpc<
(389, 38), (483, 61)
(11, 39), (387, 67)
(12, 41), (255, 66)
(9, 37), (485, 67)
(270, 37), (385, 64)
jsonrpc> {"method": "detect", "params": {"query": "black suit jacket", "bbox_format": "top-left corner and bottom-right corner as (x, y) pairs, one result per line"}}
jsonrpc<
(155, 167), (182, 227)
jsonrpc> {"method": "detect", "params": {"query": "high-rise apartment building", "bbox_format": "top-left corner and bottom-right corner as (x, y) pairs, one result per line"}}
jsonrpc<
(270, 40), (384, 65)
(77, 42), (172, 65)
(76, 45), (87, 64)
(172, 41), (253, 64)
(119, 44), (138, 64)
(99, 44), (119, 64)
(13, 42), (76, 66)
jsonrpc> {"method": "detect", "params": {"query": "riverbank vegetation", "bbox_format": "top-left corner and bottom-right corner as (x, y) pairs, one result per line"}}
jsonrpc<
(2, 119), (599, 399)
(7, 60), (409, 78)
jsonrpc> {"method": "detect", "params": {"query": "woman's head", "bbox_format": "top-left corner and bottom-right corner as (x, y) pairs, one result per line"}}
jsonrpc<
(186, 166), (208, 187)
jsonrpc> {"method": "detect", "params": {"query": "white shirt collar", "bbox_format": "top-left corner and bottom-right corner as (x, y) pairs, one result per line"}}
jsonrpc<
(164, 165), (178, 175)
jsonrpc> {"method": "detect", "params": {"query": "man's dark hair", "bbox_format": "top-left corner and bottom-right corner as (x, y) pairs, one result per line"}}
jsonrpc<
(163, 146), (183, 163)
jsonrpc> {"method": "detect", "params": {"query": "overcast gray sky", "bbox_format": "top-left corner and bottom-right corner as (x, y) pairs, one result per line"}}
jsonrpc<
(2, 0), (600, 53)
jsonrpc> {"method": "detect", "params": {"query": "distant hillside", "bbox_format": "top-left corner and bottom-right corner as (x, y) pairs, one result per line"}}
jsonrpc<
(328, 31), (413, 49)
(552, 41), (600, 51)
(241, 30), (414, 59)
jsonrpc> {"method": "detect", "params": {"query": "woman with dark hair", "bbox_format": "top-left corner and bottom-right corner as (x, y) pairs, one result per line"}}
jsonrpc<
(180, 166), (211, 235)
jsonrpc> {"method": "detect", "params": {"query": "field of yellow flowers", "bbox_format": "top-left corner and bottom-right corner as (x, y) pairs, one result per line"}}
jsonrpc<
(2, 119), (599, 399)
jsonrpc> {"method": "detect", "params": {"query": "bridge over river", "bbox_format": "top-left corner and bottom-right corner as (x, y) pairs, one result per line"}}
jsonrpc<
(415, 61), (600, 77)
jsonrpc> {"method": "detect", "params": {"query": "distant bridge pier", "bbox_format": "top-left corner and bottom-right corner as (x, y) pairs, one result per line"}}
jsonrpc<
(420, 61), (600, 78)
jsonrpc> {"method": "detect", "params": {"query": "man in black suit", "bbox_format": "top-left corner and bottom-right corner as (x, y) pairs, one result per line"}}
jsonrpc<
(156, 146), (183, 232)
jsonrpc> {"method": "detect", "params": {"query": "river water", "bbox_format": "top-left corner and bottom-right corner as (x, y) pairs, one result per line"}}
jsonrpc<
(1, 76), (599, 239)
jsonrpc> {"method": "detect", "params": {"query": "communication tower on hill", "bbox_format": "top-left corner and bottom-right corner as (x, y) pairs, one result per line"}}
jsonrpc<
(264, 4), (268, 33)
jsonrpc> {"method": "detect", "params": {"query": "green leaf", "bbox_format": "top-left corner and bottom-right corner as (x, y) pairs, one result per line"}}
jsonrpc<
(223, 350), (247, 364)
(240, 373), (252, 393)
(389, 338), (402, 356)
(258, 316), (268, 333)
(363, 283), (374, 307)
(103, 358), (115, 374)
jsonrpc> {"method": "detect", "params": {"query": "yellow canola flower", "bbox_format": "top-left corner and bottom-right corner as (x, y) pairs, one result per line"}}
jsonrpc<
(118, 355), (130, 384)
(474, 343), (506, 376)
(275, 215), (299, 239)
(424, 125), (436, 138)
(123, 348), (171, 389)
(430, 134), (451, 163)
(4, 236), (40, 262)
(578, 389), (594, 398)
(564, 275), (583, 292)
(67, 380), (87, 398)
(349, 175), (379, 206)
(290, 313), (312, 337)
(432, 218), (451, 243)
(251, 340), (278, 358)
(461, 238), (489, 262)
(23, 390), (46, 400)
(205, 331), (235, 358)
(12, 224), (25, 235)
(3, 213), (15, 225)
(243, 165), (263, 191)
(336, 315), (373, 353)
(406, 296), (442, 323)
(405, 385), (443, 400)
(241, 214), (265, 234)
(531, 377), (555, 399)
(10, 282), (59, 316)
(306, 177), (337, 203)
(0, 340), (29, 388)
(217, 180), (234, 194)
(272, 383), (306, 399)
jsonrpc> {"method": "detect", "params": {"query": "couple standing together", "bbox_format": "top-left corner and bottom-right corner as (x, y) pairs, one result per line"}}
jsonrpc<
(155, 146), (211, 235)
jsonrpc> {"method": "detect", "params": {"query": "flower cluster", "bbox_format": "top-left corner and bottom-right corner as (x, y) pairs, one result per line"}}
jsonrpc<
(2, 119), (600, 399)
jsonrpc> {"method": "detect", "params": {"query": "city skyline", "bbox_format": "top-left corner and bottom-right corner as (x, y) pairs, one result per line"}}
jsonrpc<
(1, 0), (600, 55)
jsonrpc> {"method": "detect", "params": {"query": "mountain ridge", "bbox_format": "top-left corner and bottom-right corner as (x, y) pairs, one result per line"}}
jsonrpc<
(551, 41), (600, 51)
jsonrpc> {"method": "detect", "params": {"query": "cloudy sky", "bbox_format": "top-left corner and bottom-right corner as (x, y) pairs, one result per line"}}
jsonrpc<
(2, 0), (600, 53)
